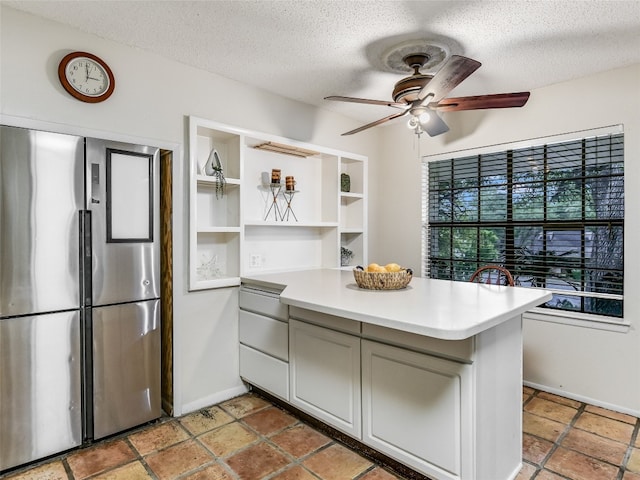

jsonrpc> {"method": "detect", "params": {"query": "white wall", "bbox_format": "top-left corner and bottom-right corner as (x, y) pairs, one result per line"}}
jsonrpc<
(377, 64), (640, 415)
(0, 6), (382, 414)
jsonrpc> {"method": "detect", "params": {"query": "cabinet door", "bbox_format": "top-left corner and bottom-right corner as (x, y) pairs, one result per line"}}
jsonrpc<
(289, 319), (361, 438)
(362, 340), (472, 480)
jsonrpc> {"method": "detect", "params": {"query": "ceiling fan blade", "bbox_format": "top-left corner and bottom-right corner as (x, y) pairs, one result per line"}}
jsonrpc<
(429, 92), (531, 112)
(422, 111), (450, 137)
(418, 55), (481, 103)
(325, 96), (408, 109)
(341, 110), (409, 136)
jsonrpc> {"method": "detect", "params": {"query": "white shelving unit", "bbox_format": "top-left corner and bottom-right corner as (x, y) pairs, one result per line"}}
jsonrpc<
(189, 118), (243, 290)
(188, 116), (367, 290)
(340, 156), (367, 268)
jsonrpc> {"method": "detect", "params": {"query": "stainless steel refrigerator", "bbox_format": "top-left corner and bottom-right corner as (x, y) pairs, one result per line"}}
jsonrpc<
(0, 125), (161, 472)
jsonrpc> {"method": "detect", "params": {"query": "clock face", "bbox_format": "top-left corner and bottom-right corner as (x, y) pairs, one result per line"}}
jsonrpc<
(58, 52), (115, 103)
(66, 57), (110, 97)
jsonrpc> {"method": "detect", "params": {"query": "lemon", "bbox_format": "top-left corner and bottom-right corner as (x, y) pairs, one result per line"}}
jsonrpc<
(385, 263), (401, 272)
(366, 263), (387, 273)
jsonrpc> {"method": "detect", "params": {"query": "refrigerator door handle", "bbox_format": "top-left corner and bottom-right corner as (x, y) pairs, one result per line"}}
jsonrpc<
(79, 210), (92, 307)
(90, 163), (100, 204)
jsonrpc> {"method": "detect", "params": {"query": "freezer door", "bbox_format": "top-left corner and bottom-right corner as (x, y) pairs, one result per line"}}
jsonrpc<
(0, 125), (84, 317)
(85, 138), (160, 306)
(92, 299), (161, 439)
(0, 311), (82, 471)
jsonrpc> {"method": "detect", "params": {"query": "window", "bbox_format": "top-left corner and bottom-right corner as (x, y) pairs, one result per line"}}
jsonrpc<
(423, 127), (624, 319)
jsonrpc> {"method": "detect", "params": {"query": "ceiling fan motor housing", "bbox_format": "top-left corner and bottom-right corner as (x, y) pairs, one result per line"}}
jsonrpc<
(392, 54), (433, 103)
(392, 74), (432, 103)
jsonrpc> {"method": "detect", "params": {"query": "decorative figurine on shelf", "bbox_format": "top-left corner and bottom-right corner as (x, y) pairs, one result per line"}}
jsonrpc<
(341, 247), (354, 266)
(285, 175), (295, 191)
(205, 148), (226, 198)
(281, 176), (298, 222)
(264, 168), (283, 221)
(341, 173), (351, 192)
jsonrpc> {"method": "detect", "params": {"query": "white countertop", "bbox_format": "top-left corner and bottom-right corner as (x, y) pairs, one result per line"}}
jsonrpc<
(241, 269), (553, 340)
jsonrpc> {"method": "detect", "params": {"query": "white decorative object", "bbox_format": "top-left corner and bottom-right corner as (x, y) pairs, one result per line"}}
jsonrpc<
(204, 148), (226, 198)
(196, 253), (224, 281)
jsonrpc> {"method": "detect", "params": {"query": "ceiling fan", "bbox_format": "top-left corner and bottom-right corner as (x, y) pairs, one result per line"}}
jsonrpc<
(325, 53), (530, 137)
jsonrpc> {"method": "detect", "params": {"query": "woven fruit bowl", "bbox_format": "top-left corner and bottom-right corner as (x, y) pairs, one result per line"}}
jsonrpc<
(353, 266), (413, 290)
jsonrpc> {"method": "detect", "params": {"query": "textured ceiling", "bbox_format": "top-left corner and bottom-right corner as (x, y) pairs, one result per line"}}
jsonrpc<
(5, 0), (640, 127)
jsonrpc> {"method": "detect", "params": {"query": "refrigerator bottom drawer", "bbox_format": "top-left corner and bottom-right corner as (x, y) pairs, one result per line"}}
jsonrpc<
(0, 311), (82, 471)
(92, 300), (161, 440)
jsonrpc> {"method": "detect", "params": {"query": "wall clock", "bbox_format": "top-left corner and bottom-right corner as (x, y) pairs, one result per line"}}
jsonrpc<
(58, 51), (115, 103)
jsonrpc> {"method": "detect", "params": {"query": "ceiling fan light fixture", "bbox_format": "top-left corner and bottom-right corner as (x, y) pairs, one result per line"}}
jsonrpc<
(418, 112), (431, 124)
(407, 116), (419, 129)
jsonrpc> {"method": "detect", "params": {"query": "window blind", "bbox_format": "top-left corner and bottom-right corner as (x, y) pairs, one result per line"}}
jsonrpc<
(423, 130), (624, 318)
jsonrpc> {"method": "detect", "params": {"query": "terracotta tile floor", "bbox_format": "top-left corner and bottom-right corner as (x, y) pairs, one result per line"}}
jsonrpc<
(2, 387), (639, 480)
(519, 386), (640, 480)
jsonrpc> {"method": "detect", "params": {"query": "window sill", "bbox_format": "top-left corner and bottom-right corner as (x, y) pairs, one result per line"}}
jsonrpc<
(524, 308), (630, 333)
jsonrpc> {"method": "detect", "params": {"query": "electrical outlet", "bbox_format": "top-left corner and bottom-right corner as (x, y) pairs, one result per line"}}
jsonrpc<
(249, 254), (262, 268)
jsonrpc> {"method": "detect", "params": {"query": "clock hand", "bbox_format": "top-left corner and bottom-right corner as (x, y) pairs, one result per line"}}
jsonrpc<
(85, 63), (89, 81)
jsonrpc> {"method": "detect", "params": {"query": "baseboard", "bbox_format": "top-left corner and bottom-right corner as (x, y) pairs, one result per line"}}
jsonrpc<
(507, 462), (523, 480)
(524, 381), (640, 418)
(180, 385), (249, 415)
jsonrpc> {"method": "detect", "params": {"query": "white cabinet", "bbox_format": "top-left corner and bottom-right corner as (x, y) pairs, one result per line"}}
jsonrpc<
(289, 319), (361, 438)
(188, 116), (367, 290)
(238, 277), (525, 480)
(361, 340), (472, 480)
(238, 286), (289, 400)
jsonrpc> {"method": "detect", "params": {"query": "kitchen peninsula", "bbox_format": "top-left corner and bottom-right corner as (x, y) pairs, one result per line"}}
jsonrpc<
(239, 269), (552, 480)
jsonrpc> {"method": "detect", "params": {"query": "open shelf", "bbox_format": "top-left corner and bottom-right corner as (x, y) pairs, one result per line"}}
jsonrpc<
(192, 231), (241, 290)
(244, 221), (339, 228)
(242, 144), (338, 225)
(188, 116), (367, 289)
(340, 195), (364, 230)
(340, 192), (364, 199)
(340, 156), (365, 196)
(197, 175), (241, 186)
(196, 183), (240, 229)
(244, 225), (338, 274)
(341, 231), (365, 268)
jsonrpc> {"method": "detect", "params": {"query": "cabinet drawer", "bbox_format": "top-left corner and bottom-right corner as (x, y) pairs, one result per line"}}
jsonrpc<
(289, 306), (360, 335)
(362, 323), (473, 363)
(239, 287), (288, 320)
(239, 345), (289, 401)
(239, 310), (288, 361)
